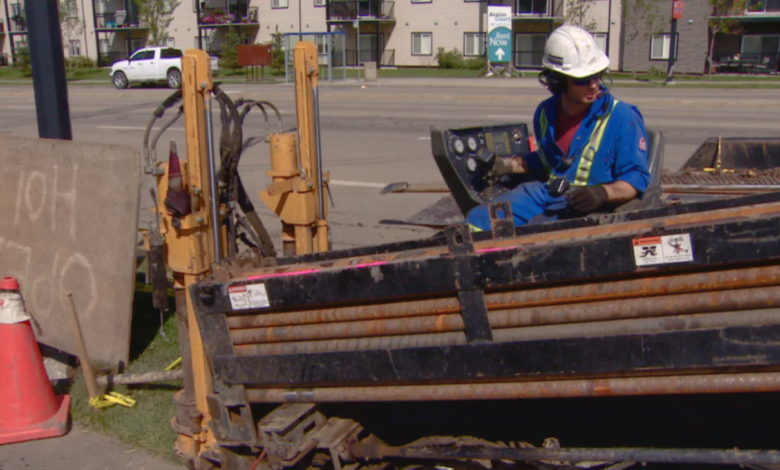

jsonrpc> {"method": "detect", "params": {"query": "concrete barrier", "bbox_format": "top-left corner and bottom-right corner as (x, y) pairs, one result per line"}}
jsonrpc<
(0, 136), (141, 365)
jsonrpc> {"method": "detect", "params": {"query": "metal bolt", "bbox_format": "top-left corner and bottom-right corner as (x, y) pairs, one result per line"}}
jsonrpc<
(193, 187), (202, 195)
(196, 216), (205, 223)
(307, 182), (314, 188)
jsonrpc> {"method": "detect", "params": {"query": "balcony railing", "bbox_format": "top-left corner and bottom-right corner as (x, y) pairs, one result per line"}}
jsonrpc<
(95, 11), (144, 29)
(746, 0), (780, 13)
(340, 48), (395, 66)
(326, 0), (395, 21)
(715, 53), (780, 74)
(9, 5), (26, 32)
(198, 6), (258, 26)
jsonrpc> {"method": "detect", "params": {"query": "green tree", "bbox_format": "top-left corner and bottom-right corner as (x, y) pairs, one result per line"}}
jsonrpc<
(133, 0), (180, 46)
(59, 0), (83, 76)
(622, 0), (665, 78)
(220, 24), (242, 73)
(270, 26), (284, 75)
(565, 0), (598, 31)
(708, 0), (747, 75)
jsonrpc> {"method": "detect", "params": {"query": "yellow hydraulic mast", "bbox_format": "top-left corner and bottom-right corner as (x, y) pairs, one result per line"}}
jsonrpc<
(259, 41), (329, 256)
(152, 49), (220, 467)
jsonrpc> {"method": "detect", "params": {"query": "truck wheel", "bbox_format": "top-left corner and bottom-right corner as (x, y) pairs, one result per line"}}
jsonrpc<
(113, 71), (128, 89)
(167, 69), (182, 89)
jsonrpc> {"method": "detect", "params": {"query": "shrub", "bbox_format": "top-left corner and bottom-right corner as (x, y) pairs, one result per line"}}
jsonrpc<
(436, 47), (466, 69)
(647, 65), (666, 77)
(466, 56), (487, 71)
(65, 56), (96, 69)
(15, 47), (32, 77)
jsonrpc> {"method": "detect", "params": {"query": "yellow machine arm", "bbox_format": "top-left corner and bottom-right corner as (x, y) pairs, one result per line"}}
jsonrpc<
(148, 43), (330, 469)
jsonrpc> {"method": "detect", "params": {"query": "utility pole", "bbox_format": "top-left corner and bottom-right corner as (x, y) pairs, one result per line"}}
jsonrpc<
(25, 0), (73, 140)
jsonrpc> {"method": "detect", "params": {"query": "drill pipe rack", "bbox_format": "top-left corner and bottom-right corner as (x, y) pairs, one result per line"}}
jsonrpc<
(191, 191), (780, 468)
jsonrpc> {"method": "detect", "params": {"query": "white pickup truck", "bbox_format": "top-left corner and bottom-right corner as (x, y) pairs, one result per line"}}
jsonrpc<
(110, 47), (219, 89)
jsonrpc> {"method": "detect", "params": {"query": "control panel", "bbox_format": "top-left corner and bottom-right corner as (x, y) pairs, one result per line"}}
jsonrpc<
(431, 123), (533, 216)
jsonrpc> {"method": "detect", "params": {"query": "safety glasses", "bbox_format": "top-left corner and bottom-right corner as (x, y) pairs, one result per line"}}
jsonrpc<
(571, 72), (603, 86)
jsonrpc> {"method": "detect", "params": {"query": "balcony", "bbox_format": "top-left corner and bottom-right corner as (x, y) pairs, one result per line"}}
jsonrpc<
(326, 0), (395, 22)
(746, 0), (780, 13)
(198, 6), (259, 27)
(95, 11), (146, 30)
(8, 4), (26, 32)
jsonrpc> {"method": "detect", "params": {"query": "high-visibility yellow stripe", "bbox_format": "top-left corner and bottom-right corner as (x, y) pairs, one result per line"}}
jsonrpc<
(573, 99), (619, 186)
(468, 224), (484, 233)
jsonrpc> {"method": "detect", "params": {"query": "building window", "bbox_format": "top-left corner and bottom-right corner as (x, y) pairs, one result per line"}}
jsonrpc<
(314, 0), (326, 5)
(272, 0), (289, 8)
(464, 32), (485, 56)
(514, 33), (546, 67)
(593, 33), (607, 54)
(650, 33), (678, 60)
(69, 40), (81, 56)
(746, 0), (780, 13)
(412, 32), (432, 55)
(100, 38), (110, 53)
(517, 0), (548, 15)
(62, 0), (78, 19)
(166, 37), (175, 47)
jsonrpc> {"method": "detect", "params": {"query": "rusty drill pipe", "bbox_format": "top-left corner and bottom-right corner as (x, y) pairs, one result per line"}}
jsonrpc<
(225, 265), (780, 330)
(232, 202), (780, 282)
(244, 371), (780, 403)
(230, 286), (780, 345)
(233, 308), (780, 356)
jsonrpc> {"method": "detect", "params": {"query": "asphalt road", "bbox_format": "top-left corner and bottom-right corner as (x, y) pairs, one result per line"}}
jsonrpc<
(1, 78), (780, 469)
(2, 79), (779, 251)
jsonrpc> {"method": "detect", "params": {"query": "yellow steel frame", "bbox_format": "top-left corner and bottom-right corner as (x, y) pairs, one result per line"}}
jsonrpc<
(153, 49), (219, 466)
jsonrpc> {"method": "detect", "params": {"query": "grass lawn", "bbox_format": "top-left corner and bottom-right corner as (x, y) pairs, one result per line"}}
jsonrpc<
(0, 66), (111, 81)
(68, 287), (182, 461)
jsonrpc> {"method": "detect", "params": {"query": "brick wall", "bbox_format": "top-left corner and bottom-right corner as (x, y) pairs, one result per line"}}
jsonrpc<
(620, 0), (710, 74)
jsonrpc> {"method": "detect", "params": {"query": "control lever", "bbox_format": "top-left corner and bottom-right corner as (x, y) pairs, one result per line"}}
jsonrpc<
(467, 148), (497, 175)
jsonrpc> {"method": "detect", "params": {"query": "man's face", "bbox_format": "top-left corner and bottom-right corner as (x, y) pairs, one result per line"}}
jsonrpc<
(564, 72), (603, 105)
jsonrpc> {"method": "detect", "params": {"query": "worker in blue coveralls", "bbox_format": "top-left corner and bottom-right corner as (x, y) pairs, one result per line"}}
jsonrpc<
(466, 25), (650, 231)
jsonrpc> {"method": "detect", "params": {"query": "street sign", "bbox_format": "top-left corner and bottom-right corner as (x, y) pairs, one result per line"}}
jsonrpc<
(673, 1), (684, 20)
(488, 6), (512, 64)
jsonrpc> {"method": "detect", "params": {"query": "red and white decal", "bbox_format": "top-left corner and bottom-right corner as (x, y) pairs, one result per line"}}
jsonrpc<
(639, 137), (647, 151)
(228, 284), (270, 310)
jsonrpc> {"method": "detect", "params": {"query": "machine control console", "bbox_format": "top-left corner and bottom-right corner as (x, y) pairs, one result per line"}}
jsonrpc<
(431, 123), (533, 215)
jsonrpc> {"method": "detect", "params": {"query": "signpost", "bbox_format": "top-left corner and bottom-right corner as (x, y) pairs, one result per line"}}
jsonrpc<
(487, 6), (516, 77)
(666, 0), (683, 84)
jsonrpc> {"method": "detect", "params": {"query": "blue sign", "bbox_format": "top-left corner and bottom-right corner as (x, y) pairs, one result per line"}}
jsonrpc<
(488, 27), (512, 63)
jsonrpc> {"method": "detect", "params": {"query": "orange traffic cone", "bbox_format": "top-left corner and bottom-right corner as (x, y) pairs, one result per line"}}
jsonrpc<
(0, 277), (71, 445)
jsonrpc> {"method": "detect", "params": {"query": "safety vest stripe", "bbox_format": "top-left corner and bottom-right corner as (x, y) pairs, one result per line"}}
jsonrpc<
(572, 99), (619, 187)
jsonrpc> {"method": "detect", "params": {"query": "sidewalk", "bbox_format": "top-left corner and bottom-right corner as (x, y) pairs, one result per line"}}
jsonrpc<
(0, 428), (186, 470)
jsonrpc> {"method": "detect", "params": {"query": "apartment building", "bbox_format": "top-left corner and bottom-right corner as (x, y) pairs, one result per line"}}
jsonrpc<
(710, 0), (780, 73)
(0, 0), (622, 71)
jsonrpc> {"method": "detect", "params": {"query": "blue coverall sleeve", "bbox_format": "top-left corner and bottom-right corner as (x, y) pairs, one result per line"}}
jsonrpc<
(521, 104), (549, 178)
(612, 106), (651, 195)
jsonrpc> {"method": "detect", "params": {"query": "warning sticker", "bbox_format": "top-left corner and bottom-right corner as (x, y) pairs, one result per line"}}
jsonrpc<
(633, 233), (693, 266)
(228, 284), (271, 310)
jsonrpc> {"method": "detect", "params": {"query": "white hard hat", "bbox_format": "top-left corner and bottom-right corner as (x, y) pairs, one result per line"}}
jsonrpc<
(542, 25), (610, 78)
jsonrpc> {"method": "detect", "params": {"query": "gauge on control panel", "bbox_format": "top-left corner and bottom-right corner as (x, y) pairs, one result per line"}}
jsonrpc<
(467, 136), (478, 152)
(452, 138), (465, 155)
(467, 157), (478, 173)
